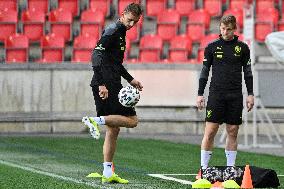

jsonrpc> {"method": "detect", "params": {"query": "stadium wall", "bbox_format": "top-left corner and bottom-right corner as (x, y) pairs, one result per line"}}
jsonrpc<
(0, 63), (284, 135)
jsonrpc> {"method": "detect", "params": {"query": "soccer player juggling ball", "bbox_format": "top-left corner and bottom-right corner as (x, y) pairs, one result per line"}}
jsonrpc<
(196, 15), (254, 170)
(82, 3), (143, 184)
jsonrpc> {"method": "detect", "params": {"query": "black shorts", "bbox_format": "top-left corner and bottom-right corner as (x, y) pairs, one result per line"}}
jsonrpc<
(92, 83), (136, 117)
(205, 91), (243, 125)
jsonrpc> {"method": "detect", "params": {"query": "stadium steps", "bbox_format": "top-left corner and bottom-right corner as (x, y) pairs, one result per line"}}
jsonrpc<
(1, 107), (284, 123)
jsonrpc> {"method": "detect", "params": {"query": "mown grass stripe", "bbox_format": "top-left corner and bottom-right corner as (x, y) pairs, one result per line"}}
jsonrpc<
(0, 160), (109, 189)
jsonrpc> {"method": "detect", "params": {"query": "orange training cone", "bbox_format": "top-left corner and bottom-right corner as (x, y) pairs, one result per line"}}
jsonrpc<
(211, 181), (223, 188)
(241, 165), (253, 188)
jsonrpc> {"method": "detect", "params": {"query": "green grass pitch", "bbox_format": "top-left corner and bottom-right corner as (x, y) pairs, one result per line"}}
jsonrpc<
(0, 136), (283, 188)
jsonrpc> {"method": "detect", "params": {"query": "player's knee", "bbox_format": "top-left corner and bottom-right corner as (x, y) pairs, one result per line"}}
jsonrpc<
(226, 126), (239, 138)
(203, 133), (215, 143)
(129, 118), (138, 128)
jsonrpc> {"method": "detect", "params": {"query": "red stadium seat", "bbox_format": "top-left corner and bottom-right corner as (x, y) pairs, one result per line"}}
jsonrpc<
(203, 0), (222, 17)
(197, 49), (205, 63)
(188, 9), (210, 30)
(127, 24), (139, 42)
(223, 8), (243, 29)
(255, 7), (279, 42)
(89, 0), (111, 16)
(40, 33), (65, 63)
(80, 9), (104, 40)
(49, 8), (73, 42)
(0, 0), (17, 11)
(5, 33), (29, 63)
(186, 23), (206, 43)
(21, 9), (45, 42)
(139, 34), (163, 62)
(186, 9), (210, 42)
(0, 9), (17, 41)
(229, 0), (249, 10)
(27, 0), (48, 13)
(199, 33), (219, 49)
(235, 32), (244, 41)
(169, 34), (192, 62)
(175, 0), (195, 16)
(256, 0), (275, 14)
(72, 34), (97, 63)
(255, 23), (274, 42)
(198, 33), (219, 62)
(256, 8), (279, 26)
(278, 20), (284, 31)
(146, 0), (166, 17)
(58, 0), (79, 16)
(280, 1), (284, 18)
(157, 9), (180, 41)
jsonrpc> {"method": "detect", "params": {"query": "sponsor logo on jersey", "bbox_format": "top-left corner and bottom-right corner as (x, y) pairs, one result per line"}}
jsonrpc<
(207, 110), (212, 118)
(95, 44), (105, 51)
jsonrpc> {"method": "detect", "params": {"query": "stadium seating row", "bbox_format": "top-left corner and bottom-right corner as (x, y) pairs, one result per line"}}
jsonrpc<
(0, 0), (112, 16)
(1, 0), (284, 63)
(0, 8), (105, 43)
(1, 6), (282, 44)
(0, 0), (282, 19)
(4, 32), (226, 63)
(4, 33), (97, 63)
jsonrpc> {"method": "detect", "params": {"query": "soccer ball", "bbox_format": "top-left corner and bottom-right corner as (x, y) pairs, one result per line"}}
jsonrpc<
(118, 85), (140, 107)
(223, 166), (243, 181)
(202, 167), (223, 183)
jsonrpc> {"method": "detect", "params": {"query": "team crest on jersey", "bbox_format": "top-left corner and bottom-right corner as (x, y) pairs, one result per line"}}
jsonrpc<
(235, 46), (241, 53)
(234, 46), (241, 56)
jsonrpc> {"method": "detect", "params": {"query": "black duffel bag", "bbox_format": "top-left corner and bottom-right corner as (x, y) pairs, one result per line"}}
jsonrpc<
(201, 166), (280, 188)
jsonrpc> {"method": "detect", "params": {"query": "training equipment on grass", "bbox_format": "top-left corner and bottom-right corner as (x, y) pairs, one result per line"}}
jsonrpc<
(200, 165), (280, 188)
(211, 181), (222, 188)
(241, 165), (253, 188)
(223, 166), (242, 181)
(191, 178), (211, 188)
(202, 166), (223, 183)
(118, 85), (140, 107)
(222, 180), (240, 188)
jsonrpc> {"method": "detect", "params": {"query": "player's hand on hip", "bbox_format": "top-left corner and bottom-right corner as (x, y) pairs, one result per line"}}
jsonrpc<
(196, 96), (205, 110)
(99, 85), (108, 100)
(130, 79), (143, 91)
(246, 95), (254, 112)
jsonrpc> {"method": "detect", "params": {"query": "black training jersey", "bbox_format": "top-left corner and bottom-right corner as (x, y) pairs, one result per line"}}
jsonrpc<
(198, 35), (253, 96)
(91, 20), (133, 86)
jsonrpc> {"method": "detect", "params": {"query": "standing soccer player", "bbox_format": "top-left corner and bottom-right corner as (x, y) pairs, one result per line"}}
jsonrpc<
(196, 15), (254, 170)
(82, 3), (143, 184)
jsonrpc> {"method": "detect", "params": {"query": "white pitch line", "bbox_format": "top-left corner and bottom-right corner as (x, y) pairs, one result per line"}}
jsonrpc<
(148, 174), (193, 185)
(150, 173), (284, 177)
(148, 173), (284, 185)
(162, 173), (197, 176)
(0, 160), (109, 189)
